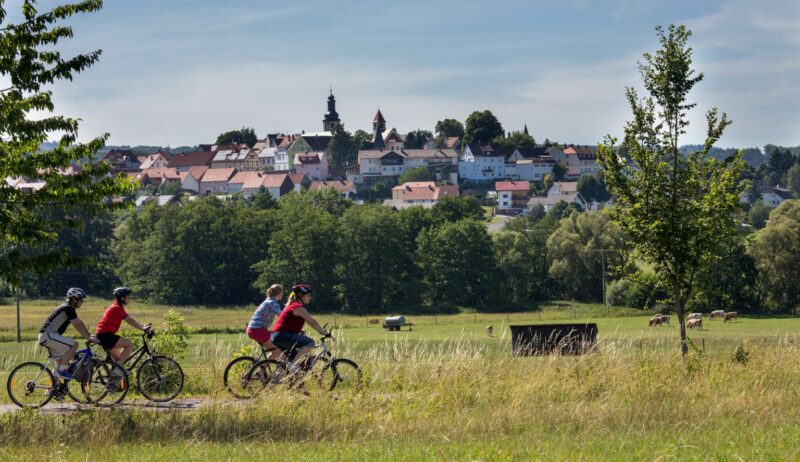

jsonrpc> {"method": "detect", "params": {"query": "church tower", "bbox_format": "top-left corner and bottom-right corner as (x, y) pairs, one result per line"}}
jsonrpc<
(373, 109), (386, 135)
(323, 90), (340, 132)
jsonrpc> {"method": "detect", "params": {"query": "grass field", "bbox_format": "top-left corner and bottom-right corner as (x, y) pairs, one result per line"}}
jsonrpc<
(2, 299), (800, 460)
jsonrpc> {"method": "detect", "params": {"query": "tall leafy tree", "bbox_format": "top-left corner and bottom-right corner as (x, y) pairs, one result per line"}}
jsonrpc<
(597, 25), (745, 354)
(327, 123), (355, 169)
(787, 164), (800, 197)
(463, 110), (503, 146)
(0, 0), (135, 287)
(495, 130), (536, 152)
(430, 195), (484, 224)
(397, 166), (433, 184)
(749, 200), (800, 313)
(403, 130), (433, 149)
(216, 127), (257, 147)
(435, 118), (464, 138)
(417, 220), (497, 306)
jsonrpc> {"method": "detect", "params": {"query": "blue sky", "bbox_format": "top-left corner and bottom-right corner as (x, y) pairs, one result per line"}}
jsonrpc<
(8, 0), (800, 148)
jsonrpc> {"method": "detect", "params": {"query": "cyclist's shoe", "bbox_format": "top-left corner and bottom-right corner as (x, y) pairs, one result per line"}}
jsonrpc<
(47, 384), (67, 401)
(53, 368), (75, 381)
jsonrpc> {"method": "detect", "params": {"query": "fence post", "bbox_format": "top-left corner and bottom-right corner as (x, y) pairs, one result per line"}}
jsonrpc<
(702, 338), (705, 354)
(16, 290), (21, 343)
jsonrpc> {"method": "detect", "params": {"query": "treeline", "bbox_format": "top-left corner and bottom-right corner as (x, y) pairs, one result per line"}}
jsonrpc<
(9, 191), (800, 314)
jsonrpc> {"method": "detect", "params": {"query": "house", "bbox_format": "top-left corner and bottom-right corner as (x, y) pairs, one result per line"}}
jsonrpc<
(563, 145), (601, 179)
(229, 171), (293, 199)
(273, 135), (296, 171)
(495, 181), (531, 210)
(505, 147), (555, 181)
(137, 167), (183, 188)
(288, 173), (311, 191)
(383, 128), (405, 151)
(211, 146), (260, 171)
(135, 194), (180, 209)
(355, 148), (458, 183)
(199, 167), (237, 195)
(309, 180), (357, 199)
(102, 149), (140, 173)
(528, 181), (587, 211)
(294, 151), (329, 180)
(384, 182), (460, 209)
(167, 150), (216, 173)
(286, 134), (332, 169)
(458, 144), (506, 181)
(425, 136), (462, 151)
(548, 181), (579, 196)
(257, 147), (277, 169)
(181, 166), (208, 193)
(138, 152), (171, 170)
(762, 185), (792, 207)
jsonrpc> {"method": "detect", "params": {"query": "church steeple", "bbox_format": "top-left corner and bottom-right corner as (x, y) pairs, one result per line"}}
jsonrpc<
(373, 109), (386, 135)
(523, 123), (529, 136)
(323, 90), (340, 132)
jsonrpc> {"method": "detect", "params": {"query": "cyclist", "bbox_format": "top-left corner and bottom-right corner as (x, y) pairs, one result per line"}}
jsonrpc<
(270, 283), (330, 371)
(95, 287), (151, 368)
(246, 284), (284, 360)
(38, 288), (97, 381)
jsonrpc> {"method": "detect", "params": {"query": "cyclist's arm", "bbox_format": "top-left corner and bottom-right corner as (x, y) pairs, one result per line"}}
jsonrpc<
(124, 315), (150, 331)
(70, 318), (94, 340)
(293, 307), (327, 336)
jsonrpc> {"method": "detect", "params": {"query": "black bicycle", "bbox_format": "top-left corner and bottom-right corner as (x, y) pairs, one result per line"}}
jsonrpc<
(110, 330), (184, 402)
(246, 331), (361, 395)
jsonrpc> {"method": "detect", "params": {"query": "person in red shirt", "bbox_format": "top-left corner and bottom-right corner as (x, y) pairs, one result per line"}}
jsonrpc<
(96, 287), (151, 367)
(270, 283), (330, 370)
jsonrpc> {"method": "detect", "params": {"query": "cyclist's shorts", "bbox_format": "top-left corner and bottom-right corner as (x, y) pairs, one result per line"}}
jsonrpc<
(96, 332), (122, 350)
(38, 333), (76, 358)
(246, 327), (272, 344)
(270, 332), (314, 352)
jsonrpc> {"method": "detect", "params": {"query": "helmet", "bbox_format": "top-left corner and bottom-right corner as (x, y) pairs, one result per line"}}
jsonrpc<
(113, 287), (133, 298)
(66, 288), (87, 300)
(291, 283), (312, 296)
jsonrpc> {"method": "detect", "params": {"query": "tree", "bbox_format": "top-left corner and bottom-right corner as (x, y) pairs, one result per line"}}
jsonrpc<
(546, 211), (629, 302)
(338, 205), (407, 310)
(417, 220), (497, 306)
(435, 118), (464, 138)
(463, 110), (503, 146)
(692, 238), (758, 313)
(249, 187), (278, 210)
(749, 200), (800, 312)
(0, 0), (135, 287)
(352, 129), (373, 151)
(216, 127), (257, 148)
(747, 201), (771, 229)
(327, 123), (355, 169)
(597, 25), (745, 355)
(765, 148), (794, 186)
(431, 195), (484, 224)
(787, 164), (800, 197)
(577, 171), (610, 204)
(495, 131), (536, 152)
(552, 162), (568, 181)
(403, 130), (433, 149)
(398, 167), (433, 184)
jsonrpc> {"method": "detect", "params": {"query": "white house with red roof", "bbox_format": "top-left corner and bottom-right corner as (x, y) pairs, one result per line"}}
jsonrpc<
(294, 151), (329, 180)
(181, 166), (209, 193)
(384, 181), (460, 209)
(459, 144), (506, 181)
(199, 167), (237, 195)
(138, 152), (171, 170)
(563, 145), (601, 179)
(229, 171), (293, 199)
(495, 180), (530, 210)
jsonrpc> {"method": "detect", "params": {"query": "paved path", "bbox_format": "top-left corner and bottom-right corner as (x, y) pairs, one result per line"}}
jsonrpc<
(0, 397), (204, 414)
(487, 215), (511, 233)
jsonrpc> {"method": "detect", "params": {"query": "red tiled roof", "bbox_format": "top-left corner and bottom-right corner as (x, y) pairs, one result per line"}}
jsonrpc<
(200, 167), (237, 183)
(495, 181), (530, 192)
(309, 180), (356, 193)
(373, 109), (385, 123)
(288, 173), (308, 186)
(393, 182), (459, 201)
(186, 165), (209, 181)
(141, 167), (181, 181)
(167, 151), (215, 168)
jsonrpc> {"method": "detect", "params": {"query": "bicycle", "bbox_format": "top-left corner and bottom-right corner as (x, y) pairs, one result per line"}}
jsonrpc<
(246, 330), (361, 394)
(7, 342), (127, 408)
(107, 330), (184, 402)
(223, 343), (278, 399)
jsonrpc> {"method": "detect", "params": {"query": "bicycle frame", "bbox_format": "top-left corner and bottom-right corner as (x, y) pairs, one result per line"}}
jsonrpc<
(108, 333), (154, 371)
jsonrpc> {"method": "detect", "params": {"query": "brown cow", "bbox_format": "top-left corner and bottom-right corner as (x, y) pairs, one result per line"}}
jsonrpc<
(658, 315), (670, 325)
(649, 316), (663, 327)
(724, 311), (738, 323)
(687, 318), (702, 329)
(709, 310), (725, 319)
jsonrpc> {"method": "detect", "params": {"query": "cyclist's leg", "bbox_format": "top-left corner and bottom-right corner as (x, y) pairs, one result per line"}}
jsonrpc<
(39, 333), (77, 371)
(111, 337), (134, 366)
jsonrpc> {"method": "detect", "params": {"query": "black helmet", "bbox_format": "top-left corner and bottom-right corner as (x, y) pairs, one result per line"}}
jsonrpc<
(66, 287), (87, 300)
(292, 283), (312, 296)
(113, 287), (133, 298)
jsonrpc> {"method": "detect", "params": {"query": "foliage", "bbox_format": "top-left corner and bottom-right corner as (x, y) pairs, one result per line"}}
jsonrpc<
(495, 130), (536, 152)
(327, 123), (356, 169)
(749, 200), (800, 313)
(493, 231), (548, 303)
(417, 220), (497, 306)
(787, 164), (800, 197)
(0, 0), (136, 287)
(249, 187), (278, 210)
(397, 166), (433, 184)
(692, 238), (758, 312)
(597, 25), (745, 354)
(576, 171), (611, 203)
(430, 195), (484, 224)
(463, 110), (503, 146)
(215, 127), (257, 148)
(403, 130), (433, 149)
(747, 200), (771, 229)
(763, 148), (794, 186)
(546, 211), (630, 302)
(552, 162), (567, 181)
(435, 118), (464, 138)
(156, 309), (192, 359)
(351, 129), (373, 151)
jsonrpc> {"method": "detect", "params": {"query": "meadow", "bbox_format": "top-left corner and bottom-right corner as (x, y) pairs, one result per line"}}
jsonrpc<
(2, 299), (800, 460)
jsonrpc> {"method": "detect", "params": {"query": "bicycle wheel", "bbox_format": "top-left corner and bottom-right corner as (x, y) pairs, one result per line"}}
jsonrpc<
(299, 356), (334, 394)
(137, 356), (184, 402)
(246, 359), (287, 394)
(66, 379), (87, 403)
(82, 360), (129, 406)
(7, 362), (55, 408)
(223, 356), (258, 399)
(330, 358), (362, 392)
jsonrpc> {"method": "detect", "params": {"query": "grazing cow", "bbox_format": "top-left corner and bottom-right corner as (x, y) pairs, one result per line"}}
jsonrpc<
(649, 316), (663, 327)
(688, 313), (703, 321)
(724, 311), (738, 323)
(687, 318), (702, 329)
(486, 324), (494, 337)
(709, 310), (725, 319)
(658, 315), (670, 325)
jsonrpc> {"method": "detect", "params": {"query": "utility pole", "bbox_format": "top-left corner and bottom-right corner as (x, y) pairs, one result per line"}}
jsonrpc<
(591, 249), (613, 306)
(16, 288), (21, 343)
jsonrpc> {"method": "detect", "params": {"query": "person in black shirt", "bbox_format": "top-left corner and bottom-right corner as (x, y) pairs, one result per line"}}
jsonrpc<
(38, 288), (96, 381)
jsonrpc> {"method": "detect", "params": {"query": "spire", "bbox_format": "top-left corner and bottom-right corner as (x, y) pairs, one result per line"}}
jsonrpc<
(323, 89), (340, 132)
(523, 123), (529, 136)
(372, 125), (385, 149)
(373, 109), (386, 135)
